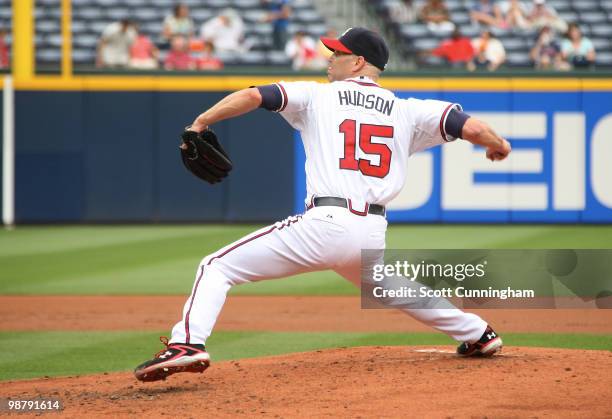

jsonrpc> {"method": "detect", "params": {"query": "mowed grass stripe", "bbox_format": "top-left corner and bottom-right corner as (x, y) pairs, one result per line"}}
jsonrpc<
(1, 225), (611, 295)
(0, 331), (610, 381)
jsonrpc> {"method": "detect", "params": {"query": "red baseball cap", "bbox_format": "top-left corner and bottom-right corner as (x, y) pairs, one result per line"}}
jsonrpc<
(321, 27), (389, 71)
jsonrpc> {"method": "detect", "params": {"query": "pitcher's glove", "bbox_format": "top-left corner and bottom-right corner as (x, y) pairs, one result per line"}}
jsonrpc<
(180, 128), (233, 184)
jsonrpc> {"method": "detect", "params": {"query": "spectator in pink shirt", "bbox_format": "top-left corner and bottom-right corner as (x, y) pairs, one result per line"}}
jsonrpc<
(197, 41), (224, 70)
(164, 35), (196, 70)
(128, 25), (159, 69)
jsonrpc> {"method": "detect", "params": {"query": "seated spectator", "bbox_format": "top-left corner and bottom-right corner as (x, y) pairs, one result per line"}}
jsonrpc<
(529, 25), (561, 69)
(419, 0), (455, 32)
(390, 0), (418, 24)
(469, 30), (506, 71)
(164, 35), (196, 70)
(470, 0), (505, 28)
(500, 0), (529, 29)
(200, 8), (245, 54)
(162, 3), (194, 43)
(196, 41), (224, 71)
(96, 19), (136, 68)
(285, 31), (326, 70)
(0, 28), (9, 69)
(429, 28), (475, 68)
(128, 25), (159, 69)
(261, 0), (292, 51)
(526, 0), (567, 33)
(559, 23), (596, 69)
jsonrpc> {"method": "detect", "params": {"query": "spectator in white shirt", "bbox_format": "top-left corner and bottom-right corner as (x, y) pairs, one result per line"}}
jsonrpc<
(469, 29), (506, 71)
(200, 8), (245, 54)
(390, 0), (418, 24)
(96, 19), (136, 68)
(499, 0), (529, 29)
(285, 31), (326, 70)
(162, 3), (194, 43)
(527, 0), (567, 33)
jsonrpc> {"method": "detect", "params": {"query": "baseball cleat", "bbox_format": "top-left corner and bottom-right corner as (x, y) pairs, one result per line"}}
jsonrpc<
(456, 325), (503, 357)
(134, 336), (210, 382)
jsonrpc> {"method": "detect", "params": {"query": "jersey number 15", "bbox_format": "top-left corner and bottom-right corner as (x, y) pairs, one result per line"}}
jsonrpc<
(339, 119), (393, 178)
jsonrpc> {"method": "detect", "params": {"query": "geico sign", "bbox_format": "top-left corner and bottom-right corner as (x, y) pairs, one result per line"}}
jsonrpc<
(389, 112), (612, 211)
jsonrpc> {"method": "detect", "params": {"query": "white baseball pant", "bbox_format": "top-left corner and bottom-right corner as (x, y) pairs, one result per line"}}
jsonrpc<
(170, 205), (487, 345)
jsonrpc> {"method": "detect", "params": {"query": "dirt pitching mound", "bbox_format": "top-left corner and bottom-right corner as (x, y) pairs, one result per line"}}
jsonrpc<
(3, 346), (611, 418)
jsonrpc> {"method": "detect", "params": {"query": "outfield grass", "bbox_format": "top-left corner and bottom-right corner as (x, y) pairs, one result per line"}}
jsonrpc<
(1, 330), (610, 381)
(1, 225), (611, 295)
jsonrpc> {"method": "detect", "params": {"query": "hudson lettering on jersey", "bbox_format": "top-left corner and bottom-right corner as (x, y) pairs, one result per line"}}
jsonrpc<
(338, 90), (395, 116)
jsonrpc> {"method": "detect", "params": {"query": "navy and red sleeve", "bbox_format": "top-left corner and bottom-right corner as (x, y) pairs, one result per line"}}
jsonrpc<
(256, 84), (288, 112)
(440, 105), (471, 141)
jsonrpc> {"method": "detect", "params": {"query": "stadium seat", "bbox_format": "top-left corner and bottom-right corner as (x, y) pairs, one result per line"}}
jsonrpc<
(37, 49), (62, 62)
(557, 11), (578, 22)
(267, 50), (291, 66)
(149, 0), (174, 7)
(237, 50), (266, 65)
(133, 9), (163, 22)
(190, 9), (214, 22)
(571, 1), (599, 12)
(45, 33), (63, 48)
(413, 38), (439, 52)
(37, 20), (61, 34)
(399, 24), (429, 40)
(547, 0), (572, 12)
(96, 0), (122, 6)
(595, 52), (612, 67)
(419, 55), (446, 68)
(591, 38), (611, 52)
(73, 34), (99, 49)
(233, 0), (260, 10)
(578, 12), (607, 24)
(242, 10), (267, 23)
(88, 21), (110, 34)
(591, 24), (612, 38)
(452, 11), (471, 25)
(506, 52), (532, 68)
(106, 8), (131, 21)
(501, 37), (527, 53)
(72, 48), (96, 64)
(124, 0), (148, 6)
(75, 7), (104, 20)
(461, 25), (481, 38)
(293, 9), (325, 25)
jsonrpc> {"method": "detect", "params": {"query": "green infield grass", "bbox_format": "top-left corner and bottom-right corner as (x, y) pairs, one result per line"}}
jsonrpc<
(0, 330), (610, 381)
(1, 225), (611, 295)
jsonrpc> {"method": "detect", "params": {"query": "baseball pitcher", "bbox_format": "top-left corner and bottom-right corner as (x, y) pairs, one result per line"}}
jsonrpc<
(135, 28), (511, 382)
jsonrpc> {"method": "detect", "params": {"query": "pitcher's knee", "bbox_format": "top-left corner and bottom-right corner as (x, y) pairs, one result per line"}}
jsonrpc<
(197, 256), (239, 288)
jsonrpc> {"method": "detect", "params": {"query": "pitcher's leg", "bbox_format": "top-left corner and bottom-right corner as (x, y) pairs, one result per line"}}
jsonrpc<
(335, 264), (487, 343)
(171, 261), (233, 345)
(171, 215), (329, 345)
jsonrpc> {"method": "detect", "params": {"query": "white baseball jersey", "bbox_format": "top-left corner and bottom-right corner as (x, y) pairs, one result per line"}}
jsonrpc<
(276, 76), (461, 207)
